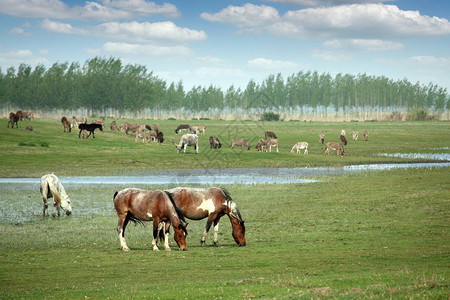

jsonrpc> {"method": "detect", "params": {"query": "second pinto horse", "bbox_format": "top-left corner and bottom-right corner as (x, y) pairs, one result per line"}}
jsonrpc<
(165, 187), (246, 247)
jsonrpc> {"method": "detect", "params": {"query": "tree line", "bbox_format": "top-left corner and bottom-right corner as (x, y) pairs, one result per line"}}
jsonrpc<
(1, 57), (448, 116)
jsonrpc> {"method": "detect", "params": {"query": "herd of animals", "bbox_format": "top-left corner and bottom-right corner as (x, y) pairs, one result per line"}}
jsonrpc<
(10, 110), (371, 251)
(7, 110), (370, 156)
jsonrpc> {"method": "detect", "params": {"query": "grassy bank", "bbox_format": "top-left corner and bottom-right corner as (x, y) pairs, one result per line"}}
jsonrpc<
(0, 118), (449, 177)
(0, 167), (448, 298)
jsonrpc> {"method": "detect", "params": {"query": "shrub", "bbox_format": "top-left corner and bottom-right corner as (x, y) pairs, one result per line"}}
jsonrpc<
(406, 109), (436, 121)
(167, 117), (176, 120)
(261, 112), (280, 121)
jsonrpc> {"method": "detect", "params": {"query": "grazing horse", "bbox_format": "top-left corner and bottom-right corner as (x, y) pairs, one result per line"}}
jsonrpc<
(325, 142), (345, 157)
(265, 131), (277, 139)
(174, 133), (198, 154)
(110, 120), (117, 131)
(78, 123), (103, 139)
(340, 134), (347, 145)
(175, 124), (191, 134)
(40, 174), (72, 217)
(7, 112), (19, 128)
(231, 138), (250, 150)
(63, 120), (71, 132)
(165, 187), (246, 247)
(209, 136), (221, 149)
(113, 188), (188, 251)
(291, 142), (309, 154)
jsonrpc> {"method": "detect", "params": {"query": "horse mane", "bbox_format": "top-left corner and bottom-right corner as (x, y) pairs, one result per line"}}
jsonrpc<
(220, 188), (244, 222)
(164, 191), (187, 226)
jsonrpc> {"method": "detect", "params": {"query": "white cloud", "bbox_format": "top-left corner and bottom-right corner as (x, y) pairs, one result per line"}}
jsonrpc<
(8, 27), (33, 36)
(41, 19), (87, 35)
(101, 0), (180, 18)
(0, 0), (179, 21)
(203, 3), (450, 39)
(201, 4), (279, 34)
(89, 42), (193, 58)
(261, 0), (394, 7)
(97, 21), (207, 44)
(40, 20), (207, 44)
(248, 57), (299, 70)
(323, 39), (403, 51)
(311, 49), (352, 62)
(0, 49), (48, 67)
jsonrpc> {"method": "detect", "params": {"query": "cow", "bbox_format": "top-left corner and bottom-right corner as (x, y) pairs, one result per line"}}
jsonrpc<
(325, 142), (345, 157)
(291, 142), (308, 154)
(175, 124), (191, 134)
(231, 138), (250, 150)
(174, 134), (198, 154)
(209, 136), (221, 149)
(265, 131), (277, 139)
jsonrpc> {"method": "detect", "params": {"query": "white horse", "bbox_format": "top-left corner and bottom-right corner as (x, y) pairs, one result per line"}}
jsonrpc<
(291, 142), (309, 154)
(40, 174), (72, 216)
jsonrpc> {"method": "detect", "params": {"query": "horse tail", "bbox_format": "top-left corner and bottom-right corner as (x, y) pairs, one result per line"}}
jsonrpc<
(164, 191), (187, 226)
(126, 211), (145, 226)
(220, 188), (243, 222)
(113, 191), (118, 201)
(48, 179), (61, 206)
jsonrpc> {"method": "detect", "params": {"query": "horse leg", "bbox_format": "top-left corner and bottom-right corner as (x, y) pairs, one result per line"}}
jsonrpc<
(78, 129), (82, 138)
(159, 222), (171, 251)
(92, 130), (95, 139)
(42, 197), (48, 216)
(213, 218), (221, 247)
(152, 219), (160, 251)
(201, 215), (216, 247)
(117, 214), (130, 251)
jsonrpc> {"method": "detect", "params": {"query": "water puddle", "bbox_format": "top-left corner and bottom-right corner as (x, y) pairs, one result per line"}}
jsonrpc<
(1, 162), (448, 224)
(378, 153), (450, 161)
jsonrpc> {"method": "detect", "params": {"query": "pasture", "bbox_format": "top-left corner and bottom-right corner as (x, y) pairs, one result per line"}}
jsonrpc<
(0, 117), (449, 177)
(0, 118), (449, 298)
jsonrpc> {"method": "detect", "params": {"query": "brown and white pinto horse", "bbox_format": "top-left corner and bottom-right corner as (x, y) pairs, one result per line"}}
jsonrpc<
(113, 188), (188, 251)
(165, 187), (246, 247)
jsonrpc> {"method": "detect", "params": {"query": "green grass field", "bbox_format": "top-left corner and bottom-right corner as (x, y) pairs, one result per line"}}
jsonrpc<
(0, 117), (449, 177)
(0, 118), (449, 298)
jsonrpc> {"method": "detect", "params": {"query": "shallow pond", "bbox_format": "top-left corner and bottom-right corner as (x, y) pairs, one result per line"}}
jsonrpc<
(1, 162), (449, 224)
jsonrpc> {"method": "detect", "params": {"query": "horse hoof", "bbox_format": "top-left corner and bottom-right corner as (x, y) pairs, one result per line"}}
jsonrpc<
(153, 247), (160, 251)
(201, 241), (206, 247)
(214, 242), (220, 247)
(122, 247), (130, 251)
(165, 247), (171, 251)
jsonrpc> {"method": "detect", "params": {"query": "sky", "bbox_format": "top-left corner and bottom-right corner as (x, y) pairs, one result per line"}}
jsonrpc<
(1, 0), (449, 93)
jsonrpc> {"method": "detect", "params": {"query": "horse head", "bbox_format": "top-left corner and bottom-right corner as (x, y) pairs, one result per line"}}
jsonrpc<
(173, 223), (188, 251)
(230, 218), (246, 246)
(60, 195), (72, 215)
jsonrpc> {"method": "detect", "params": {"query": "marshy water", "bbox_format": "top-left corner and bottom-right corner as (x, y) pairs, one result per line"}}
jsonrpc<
(1, 159), (449, 224)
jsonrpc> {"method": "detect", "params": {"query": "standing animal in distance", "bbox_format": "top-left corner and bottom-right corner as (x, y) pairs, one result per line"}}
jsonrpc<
(231, 138), (250, 150)
(352, 131), (358, 140)
(7, 112), (19, 128)
(135, 130), (149, 143)
(319, 133), (325, 144)
(71, 116), (87, 129)
(113, 188), (188, 251)
(174, 133), (199, 154)
(265, 131), (277, 139)
(165, 187), (246, 247)
(209, 136), (221, 149)
(191, 125), (206, 135)
(340, 134), (347, 145)
(266, 139), (279, 152)
(325, 142), (345, 157)
(256, 139), (268, 152)
(175, 124), (191, 134)
(291, 142), (309, 154)
(364, 130), (369, 141)
(78, 123), (103, 139)
(26, 126), (33, 132)
(63, 120), (71, 132)
(110, 120), (117, 131)
(341, 129), (346, 136)
(40, 173), (72, 216)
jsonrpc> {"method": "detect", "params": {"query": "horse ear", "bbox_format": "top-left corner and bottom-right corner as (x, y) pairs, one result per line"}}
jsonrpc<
(240, 220), (245, 225)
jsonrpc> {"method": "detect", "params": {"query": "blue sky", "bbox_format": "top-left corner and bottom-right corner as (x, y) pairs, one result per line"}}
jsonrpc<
(1, 0), (449, 92)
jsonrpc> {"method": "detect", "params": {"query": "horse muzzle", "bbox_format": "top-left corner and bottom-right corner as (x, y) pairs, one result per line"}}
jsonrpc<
(179, 247), (187, 251)
(65, 210), (72, 216)
(238, 243), (246, 247)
